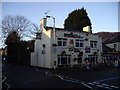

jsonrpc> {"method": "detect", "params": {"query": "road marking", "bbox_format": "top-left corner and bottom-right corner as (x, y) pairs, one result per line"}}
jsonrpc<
(96, 77), (120, 82)
(2, 76), (11, 90)
(57, 75), (93, 89)
(57, 75), (119, 89)
(110, 85), (119, 88)
(4, 83), (11, 90)
(96, 85), (104, 88)
(45, 72), (48, 75)
(35, 68), (39, 71)
(87, 77), (120, 89)
(35, 68), (49, 75)
(80, 82), (93, 89)
(102, 83), (110, 86)
(57, 75), (64, 80)
(92, 82), (100, 84)
(104, 86), (112, 89)
(88, 81), (119, 89)
(2, 76), (6, 83)
(88, 82), (95, 85)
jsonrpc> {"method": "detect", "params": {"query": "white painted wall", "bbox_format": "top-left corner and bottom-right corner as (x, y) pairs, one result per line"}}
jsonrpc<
(31, 18), (102, 68)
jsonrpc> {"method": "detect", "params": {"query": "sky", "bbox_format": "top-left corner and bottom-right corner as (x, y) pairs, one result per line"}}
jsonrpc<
(0, 0), (119, 48)
(2, 2), (118, 33)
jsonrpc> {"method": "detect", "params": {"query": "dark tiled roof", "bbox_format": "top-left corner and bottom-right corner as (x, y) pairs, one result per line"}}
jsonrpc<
(104, 36), (120, 44)
(102, 43), (113, 54)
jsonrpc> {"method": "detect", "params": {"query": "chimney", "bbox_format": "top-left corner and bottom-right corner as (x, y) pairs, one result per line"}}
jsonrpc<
(83, 26), (92, 33)
(40, 18), (47, 30)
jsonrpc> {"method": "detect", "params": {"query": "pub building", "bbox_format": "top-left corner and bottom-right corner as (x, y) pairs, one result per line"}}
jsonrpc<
(31, 18), (102, 69)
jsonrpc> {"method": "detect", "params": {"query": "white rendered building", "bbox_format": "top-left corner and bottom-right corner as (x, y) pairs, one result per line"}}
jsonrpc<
(31, 18), (102, 69)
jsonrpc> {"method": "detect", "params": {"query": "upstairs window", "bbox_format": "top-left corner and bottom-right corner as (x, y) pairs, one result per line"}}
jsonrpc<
(90, 41), (97, 48)
(58, 38), (67, 46)
(75, 40), (83, 48)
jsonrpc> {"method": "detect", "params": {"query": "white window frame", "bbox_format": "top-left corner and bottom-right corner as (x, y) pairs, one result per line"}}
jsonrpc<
(58, 38), (67, 47)
(90, 41), (97, 48)
(58, 55), (71, 65)
(75, 40), (83, 48)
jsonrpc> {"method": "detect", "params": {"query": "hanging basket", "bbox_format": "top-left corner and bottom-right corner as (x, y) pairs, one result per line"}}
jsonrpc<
(93, 51), (97, 55)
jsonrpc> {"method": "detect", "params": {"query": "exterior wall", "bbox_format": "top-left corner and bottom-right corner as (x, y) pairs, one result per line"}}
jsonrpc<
(118, 42), (120, 51)
(41, 29), (52, 68)
(31, 29), (52, 68)
(31, 28), (102, 68)
(106, 42), (120, 51)
(31, 18), (102, 69)
(54, 30), (102, 65)
(31, 39), (42, 66)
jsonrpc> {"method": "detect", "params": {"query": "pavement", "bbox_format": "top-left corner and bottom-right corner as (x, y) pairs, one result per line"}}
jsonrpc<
(2, 62), (120, 89)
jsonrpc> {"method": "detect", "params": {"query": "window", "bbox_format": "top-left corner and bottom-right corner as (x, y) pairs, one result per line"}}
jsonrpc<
(88, 55), (98, 63)
(58, 38), (67, 46)
(75, 40), (83, 48)
(58, 55), (71, 65)
(90, 41), (97, 48)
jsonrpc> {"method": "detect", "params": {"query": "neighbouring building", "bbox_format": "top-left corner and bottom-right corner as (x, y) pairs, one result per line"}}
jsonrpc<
(31, 18), (102, 69)
(102, 36), (120, 61)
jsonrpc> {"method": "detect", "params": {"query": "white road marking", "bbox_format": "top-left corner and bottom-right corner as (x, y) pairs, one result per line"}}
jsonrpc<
(45, 72), (48, 75)
(57, 75), (93, 89)
(92, 82), (98, 83)
(5, 83), (11, 90)
(97, 77), (120, 82)
(110, 85), (119, 88)
(104, 86), (112, 89)
(35, 68), (39, 71)
(96, 85), (104, 88)
(88, 81), (119, 89)
(88, 82), (95, 85)
(57, 75), (64, 80)
(35, 70), (120, 89)
(2, 76), (6, 83)
(81, 82), (93, 89)
(102, 84), (110, 86)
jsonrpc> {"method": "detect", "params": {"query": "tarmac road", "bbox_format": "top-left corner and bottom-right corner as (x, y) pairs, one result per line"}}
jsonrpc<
(2, 62), (120, 89)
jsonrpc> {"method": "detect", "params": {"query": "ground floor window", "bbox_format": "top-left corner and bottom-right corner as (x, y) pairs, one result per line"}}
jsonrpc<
(58, 55), (71, 65)
(88, 55), (98, 63)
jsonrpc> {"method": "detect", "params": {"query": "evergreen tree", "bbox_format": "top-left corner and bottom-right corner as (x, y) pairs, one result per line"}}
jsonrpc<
(5, 31), (20, 45)
(64, 8), (92, 31)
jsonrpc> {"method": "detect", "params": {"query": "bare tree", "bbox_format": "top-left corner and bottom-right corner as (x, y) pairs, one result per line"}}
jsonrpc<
(2, 15), (37, 40)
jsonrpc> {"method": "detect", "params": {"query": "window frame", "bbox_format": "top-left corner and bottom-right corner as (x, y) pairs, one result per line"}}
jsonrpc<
(75, 40), (84, 48)
(57, 38), (67, 47)
(58, 55), (71, 65)
(90, 41), (97, 48)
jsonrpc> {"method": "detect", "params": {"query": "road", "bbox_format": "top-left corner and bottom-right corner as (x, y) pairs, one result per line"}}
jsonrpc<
(2, 62), (120, 89)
